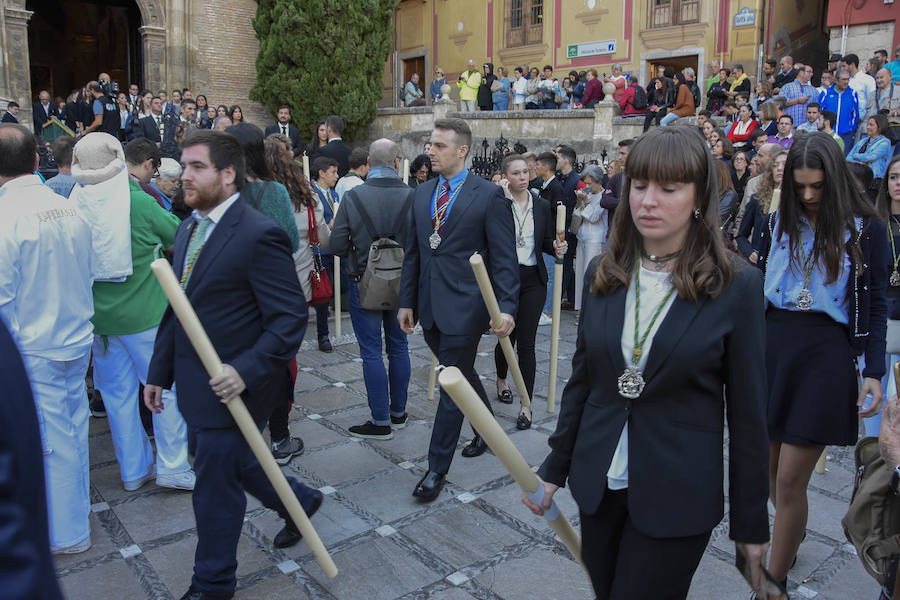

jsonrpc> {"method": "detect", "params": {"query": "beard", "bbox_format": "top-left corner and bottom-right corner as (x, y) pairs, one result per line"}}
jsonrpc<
(183, 179), (227, 213)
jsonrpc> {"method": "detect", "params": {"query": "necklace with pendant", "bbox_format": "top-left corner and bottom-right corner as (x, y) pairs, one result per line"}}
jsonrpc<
(617, 268), (677, 399)
(795, 235), (817, 311)
(641, 248), (680, 272)
(889, 217), (900, 287)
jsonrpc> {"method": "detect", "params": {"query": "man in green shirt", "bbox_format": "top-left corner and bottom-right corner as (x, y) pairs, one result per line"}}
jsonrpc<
(818, 109), (845, 152)
(90, 138), (194, 492)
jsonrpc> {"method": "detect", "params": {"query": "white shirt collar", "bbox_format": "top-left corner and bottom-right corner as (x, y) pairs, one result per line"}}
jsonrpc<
(541, 175), (555, 189)
(192, 192), (240, 224)
(327, 137), (342, 143)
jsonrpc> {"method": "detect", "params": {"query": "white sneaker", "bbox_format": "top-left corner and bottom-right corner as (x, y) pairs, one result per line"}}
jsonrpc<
(52, 537), (92, 555)
(156, 470), (196, 491)
(123, 465), (156, 492)
(538, 313), (553, 326)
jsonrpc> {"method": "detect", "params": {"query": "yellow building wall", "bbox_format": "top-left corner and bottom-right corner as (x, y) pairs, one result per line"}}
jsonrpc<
(384, 0), (822, 105)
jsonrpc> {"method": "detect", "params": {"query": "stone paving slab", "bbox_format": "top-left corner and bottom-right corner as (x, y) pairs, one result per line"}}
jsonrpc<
(56, 311), (883, 599)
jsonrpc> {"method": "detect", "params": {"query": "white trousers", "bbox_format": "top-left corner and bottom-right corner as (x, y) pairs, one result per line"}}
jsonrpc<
(574, 240), (607, 311)
(459, 100), (477, 112)
(23, 350), (91, 550)
(91, 326), (189, 482)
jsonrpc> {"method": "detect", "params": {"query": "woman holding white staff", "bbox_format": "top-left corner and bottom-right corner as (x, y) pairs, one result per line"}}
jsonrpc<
(755, 132), (888, 588)
(522, 127), (771, 599)
(494, 154), (567, 430)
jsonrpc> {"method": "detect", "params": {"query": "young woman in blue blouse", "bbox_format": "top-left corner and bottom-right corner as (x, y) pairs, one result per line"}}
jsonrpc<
(757, 132), (889, 587)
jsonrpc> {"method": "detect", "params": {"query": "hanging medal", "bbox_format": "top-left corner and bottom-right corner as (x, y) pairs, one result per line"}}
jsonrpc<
(430, 180), (463, 250)
(795, 235), (817, 311)
(617, 268), (676, 400)
(889, 217), (900, 287)
(512, 197), (531, 250)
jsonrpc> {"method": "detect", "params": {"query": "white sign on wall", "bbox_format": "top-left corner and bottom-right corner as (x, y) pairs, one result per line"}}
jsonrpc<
(567, 40), (617, 59)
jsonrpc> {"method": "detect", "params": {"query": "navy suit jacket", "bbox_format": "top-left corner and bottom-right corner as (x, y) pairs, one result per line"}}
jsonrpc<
(32, 102), (59, 130)
(147, 197), (308, 429)
(265, 124), (302, 156)
(0, 322), (63, 600)
(312, 139), (352, 176)
(134, 115), (163, 143)
(399, 174), (520, 336)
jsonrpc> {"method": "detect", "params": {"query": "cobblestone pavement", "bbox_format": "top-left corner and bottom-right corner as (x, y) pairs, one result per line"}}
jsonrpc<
(56, 311), (877, 599)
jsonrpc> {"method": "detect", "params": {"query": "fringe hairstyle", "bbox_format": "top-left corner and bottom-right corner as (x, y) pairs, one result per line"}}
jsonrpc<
(776, 132), (880, 284)
(875, 155), (900, 221)
(591, 127), (733, 302)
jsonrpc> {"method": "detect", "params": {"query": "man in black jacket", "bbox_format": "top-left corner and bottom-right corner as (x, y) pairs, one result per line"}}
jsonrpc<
(264, 106), (302, 156)
(330, 139), (414, 440)
(554, 146), (586, 310)
(311, 114), (351, 176)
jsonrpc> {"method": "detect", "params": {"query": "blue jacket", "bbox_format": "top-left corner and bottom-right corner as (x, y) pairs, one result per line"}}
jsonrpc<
(758, 213), (890, 379)
(847, 135), (893, 179)
(818, 87), (860, 135)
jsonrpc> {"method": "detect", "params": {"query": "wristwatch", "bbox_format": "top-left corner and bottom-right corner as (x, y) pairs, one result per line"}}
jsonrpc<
(892, 466), (900, 496)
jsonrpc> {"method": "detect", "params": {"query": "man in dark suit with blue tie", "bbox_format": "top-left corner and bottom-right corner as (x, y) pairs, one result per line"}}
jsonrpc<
(144, 130), (322, 600)
(398, 118), (520, 501)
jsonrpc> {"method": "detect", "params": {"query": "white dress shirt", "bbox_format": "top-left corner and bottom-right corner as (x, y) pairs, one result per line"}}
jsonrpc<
(607, 266), (676, 489)
(0, 175), (94, 360)
(576, 191), (608, 244)
(189, 192), (240, 244)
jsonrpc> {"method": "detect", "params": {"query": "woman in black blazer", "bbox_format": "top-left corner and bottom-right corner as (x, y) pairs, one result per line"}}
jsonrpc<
(494, 154), (567, 430)
(523, 128), (771, 599)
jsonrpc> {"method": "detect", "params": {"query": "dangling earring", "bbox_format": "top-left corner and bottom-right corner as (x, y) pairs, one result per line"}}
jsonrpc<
(693, 208), (702, 221)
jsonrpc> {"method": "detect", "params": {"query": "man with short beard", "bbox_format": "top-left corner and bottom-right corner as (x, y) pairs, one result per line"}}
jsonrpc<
(146, 130), (320, 600)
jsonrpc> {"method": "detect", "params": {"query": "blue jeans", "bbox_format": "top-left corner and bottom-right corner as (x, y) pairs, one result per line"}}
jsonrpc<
(840, 130), (857, 157)
(543, 253), (555, 314)
(493, 99), (509, 111)
(347, 281), (410, 425)
(659, 112), (680, 126)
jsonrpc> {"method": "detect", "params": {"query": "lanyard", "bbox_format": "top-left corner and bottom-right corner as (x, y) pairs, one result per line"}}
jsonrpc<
(890, 217), (900, 272)
(796, 232), (818, 290)
(512, 198), (532, 237)
(431, 178), (464, 231)
(631, 268), (676, 367)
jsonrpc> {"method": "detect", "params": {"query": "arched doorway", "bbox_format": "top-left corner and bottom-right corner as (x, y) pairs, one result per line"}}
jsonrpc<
(26, 0), (144, 102)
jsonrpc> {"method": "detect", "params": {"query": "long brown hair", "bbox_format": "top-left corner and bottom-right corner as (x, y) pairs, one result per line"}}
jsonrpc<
(876, 155), (900, 220)
(591, 127), (733, 302)
(777, 131), (880, 284)
(263, 136), (315, 212)
(755, 148), (784, 213)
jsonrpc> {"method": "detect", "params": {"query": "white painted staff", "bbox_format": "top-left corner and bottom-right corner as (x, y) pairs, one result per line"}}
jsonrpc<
(547, 204), (566, 413)
(401, 158), (410, 185)
(302, 154), (311, 181)
(150, 259), (338, 579)
(469, 253), (531, 415)
(438, 366), (582, 564)
(427, 354), (438, 401)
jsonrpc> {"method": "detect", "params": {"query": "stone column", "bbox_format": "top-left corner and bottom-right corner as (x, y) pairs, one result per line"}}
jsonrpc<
(166, 0), (188, 87)
(592, 99), (615, 141)
(1, 1), (34, 129)
(139, 25), (167, 93)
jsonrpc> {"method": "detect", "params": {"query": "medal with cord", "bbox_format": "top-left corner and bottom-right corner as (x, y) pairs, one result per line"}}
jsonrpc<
(889, 216), (900, 287)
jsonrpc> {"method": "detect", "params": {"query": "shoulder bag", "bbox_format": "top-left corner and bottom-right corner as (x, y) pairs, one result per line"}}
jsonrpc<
(307, 203), (333, 304)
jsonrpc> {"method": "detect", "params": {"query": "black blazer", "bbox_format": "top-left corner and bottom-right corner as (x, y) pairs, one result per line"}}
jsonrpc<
(32, 102), (59, 130)
(134, 115), (163, 143)
(0, 321), (64, 600)
(525, 193), (556, 286)
(539, 263), (770, 542)
(265, 123), (302, 156)
(148, 198), (307, 429)
(399, 174), (520, 336)
(312, 139), (352, 176)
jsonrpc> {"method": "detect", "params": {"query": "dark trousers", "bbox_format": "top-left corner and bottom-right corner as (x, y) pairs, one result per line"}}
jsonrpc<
(643, 108), (668, 132)
(581, 488), (711, 600)
(562, 233), (577, 303)
(423, 327), (492, 474)
(266, 364), (295, 444)
(191, 423), (318, 595)
(494, 265), (544, 398)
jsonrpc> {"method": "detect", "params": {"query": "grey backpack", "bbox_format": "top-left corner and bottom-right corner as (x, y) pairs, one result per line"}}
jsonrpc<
(353, 199), (405, 310)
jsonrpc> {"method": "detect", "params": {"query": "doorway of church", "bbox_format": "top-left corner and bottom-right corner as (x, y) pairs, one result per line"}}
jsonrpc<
(27, 0), (143, 108)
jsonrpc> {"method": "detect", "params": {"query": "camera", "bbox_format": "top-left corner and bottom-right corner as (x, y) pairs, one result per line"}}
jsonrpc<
(100, 80), (119, 98)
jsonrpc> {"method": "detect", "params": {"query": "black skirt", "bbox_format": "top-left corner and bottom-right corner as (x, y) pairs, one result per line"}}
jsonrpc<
(766, 308), (858, 446)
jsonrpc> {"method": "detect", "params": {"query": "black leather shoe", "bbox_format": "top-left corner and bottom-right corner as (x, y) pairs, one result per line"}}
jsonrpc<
(273, 489), (324, 549)
(179, 587), (233, 600)
(318, 337), (333, 353)
(461, 435), (487, 458)
(497, 389), (513, 404)
(412, 471), (445, 502)
(516, 412), (532, 430)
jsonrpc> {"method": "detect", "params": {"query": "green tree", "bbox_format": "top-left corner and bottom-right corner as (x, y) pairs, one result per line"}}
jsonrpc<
(252, 0), (398, 144)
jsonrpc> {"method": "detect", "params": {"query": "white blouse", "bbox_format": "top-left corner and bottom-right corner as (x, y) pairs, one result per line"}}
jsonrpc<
(510, 196), (537, 266)
(607, 265), (677, 490)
